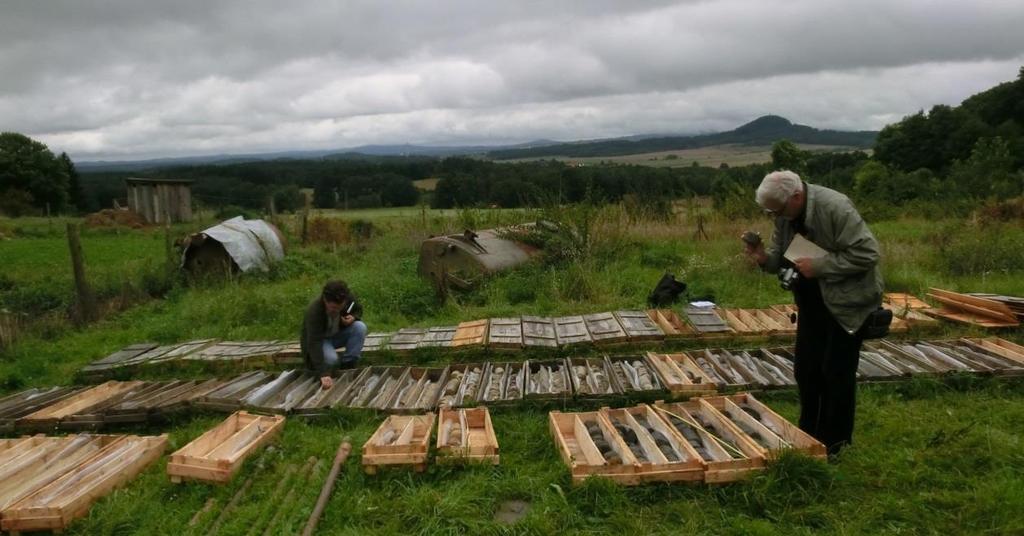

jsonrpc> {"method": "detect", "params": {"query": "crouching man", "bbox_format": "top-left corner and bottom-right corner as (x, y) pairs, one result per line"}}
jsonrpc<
(743, 170), (883, 457)
(301, 280), (367, 390)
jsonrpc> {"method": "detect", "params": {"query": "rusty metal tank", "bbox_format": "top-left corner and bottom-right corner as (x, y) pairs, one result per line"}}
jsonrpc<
(418, 227), (540, 290)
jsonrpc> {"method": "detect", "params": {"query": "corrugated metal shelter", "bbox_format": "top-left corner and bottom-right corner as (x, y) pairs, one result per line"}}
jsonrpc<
(418, 228), (540, 290)
(125, 178), (193, 224)
(181, 217), (286, 275)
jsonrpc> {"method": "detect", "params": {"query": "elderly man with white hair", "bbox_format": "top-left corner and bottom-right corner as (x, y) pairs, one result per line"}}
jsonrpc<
(743, 170), (883, 458)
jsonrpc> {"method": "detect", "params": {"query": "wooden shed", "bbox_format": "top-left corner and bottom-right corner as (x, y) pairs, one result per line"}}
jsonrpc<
(125, 178), (193, 224)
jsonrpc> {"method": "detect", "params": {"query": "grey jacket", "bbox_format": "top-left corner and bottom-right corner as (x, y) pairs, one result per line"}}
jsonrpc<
(762, 183), (883, 334)
(300, 294), (363, 376)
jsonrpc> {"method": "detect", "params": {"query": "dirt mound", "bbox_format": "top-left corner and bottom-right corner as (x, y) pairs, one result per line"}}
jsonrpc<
(84, 209), (148, 228)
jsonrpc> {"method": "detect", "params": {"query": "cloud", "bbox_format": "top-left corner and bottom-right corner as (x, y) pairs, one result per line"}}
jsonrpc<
(1, 1), (1022, 159)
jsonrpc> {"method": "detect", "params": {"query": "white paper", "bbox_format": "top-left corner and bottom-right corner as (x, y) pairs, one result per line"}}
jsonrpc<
(784, 234), (828, 262)
(689, 301), (716, 308)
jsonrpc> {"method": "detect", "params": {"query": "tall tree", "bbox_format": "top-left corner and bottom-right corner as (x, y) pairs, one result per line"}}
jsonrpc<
(59, 152), (83, 212)
(0, 132), (70, 214)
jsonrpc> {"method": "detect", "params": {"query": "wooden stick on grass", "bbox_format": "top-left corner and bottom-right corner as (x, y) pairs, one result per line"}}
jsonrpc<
(302, 436), (352, 536)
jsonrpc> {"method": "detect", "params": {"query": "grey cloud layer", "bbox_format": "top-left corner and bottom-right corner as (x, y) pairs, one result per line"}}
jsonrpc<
(1, 1), (1023, 159)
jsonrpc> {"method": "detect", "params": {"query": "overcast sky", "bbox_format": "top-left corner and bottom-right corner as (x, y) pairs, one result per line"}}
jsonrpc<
(2, 1), (1023, 161)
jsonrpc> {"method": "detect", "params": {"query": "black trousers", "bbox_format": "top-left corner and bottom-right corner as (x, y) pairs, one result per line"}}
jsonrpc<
(793, 278), (863, 455)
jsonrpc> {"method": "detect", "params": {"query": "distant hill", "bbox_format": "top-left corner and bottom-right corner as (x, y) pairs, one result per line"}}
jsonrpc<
(74, 115), (874, 172)
(486, 115), (877, 160)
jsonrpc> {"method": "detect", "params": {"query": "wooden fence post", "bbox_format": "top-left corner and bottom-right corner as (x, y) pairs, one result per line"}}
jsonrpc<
(67, 223), (98, 324)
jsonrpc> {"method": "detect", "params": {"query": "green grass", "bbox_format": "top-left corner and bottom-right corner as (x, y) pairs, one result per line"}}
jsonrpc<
(1, 207), (1024, 535)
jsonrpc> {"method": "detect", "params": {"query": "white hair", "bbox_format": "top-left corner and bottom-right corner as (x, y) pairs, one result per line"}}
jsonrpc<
(756, 170), (803, 207)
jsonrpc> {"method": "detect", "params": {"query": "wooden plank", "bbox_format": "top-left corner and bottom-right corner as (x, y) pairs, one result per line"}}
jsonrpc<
(451, 319), (488, 348)
(614, 310), (664, 342)
(362, 332), (394, 354)
(387, 328), (427, 352)
(522, 316), (558, 348)
(417, 326), (456, 348)
(685, 306), (732, 334)
(884, 292), (931, 310)
(701, 393), (826, 458)
(487, 317), (523, 349)
(553, 316), (592, 346)
(929, 288), (1017, 320)
(583, 312), (628, 345)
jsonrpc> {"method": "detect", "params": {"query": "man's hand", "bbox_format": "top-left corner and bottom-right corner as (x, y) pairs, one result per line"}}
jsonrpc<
(340, 314), (355, 327)
(741, 236), (767, 265)
(320, 375), (333, 390)
(794, 257), (815, 278)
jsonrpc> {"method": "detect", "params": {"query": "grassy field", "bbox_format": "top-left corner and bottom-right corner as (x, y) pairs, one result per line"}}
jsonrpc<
(1, 205), (1023, 535)
(497, 143), (865, 168)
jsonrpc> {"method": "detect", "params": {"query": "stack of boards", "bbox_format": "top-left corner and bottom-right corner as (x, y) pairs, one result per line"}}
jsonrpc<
(924, 288), (1021, 329)
(0, 434), (167, 533)
(549, 393), (824, 485)
(362, 406), (499, 473)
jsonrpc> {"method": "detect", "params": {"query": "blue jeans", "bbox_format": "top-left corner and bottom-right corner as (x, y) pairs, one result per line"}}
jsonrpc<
(322, 320), (368, 370)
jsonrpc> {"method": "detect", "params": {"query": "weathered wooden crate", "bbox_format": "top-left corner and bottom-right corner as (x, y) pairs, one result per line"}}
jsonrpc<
(599, 405), (703, 483)
(925, 288), (1019, 328)
(522, 316), (558, 348)
(748, 349), (796, 385)
(362, 332), (394, 355)
(548, 410), (640, 484)
(684, 349), (747, 389)
(436, 365), (469, 408)
(451, 319), (489, 348)
(103, 381), (191, 424)
(961, 337), (1024, 368)
(241, 370), (305, 409)
(249, 372), (322, 414)
(362, 414), (435, 474)
(0, 435), (125, 512)
(567, 358), (618, 396)
(525, 360), (573, 400)
(387, 328), (427, 353)
(700, 393), (826, 459)
(553, 316), (593, 346)
(583, 312), (629, 345)
(293, 368), (367, 415)
(417, 326), (457, 349)
(645, 353), (716, 396)
(451, 364), (487, 408)
(488, 317), (524, 350)
(79, 343), (159, 376)
(480, 362), (527, 404)
(720, 308), (761, 334)
(646, 309), (695, 339)
(390, 367), (449, 412)
(1, 434), (167, 534)
(884, 292), (931, 310)
(685, 306), (733, 335)
(18, 381), (146, 432)
(652, 401), (764, 483)
(0, 388), (84, 433)
(168, 411), (284, 484)
(195, 371), (274, 412)
(436, 407), (499, 464)
(614, 310), (664, 343)
(343, 366), (406, 409)
(606, 355), (665, 395)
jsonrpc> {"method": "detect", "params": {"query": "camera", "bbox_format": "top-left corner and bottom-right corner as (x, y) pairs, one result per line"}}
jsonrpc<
(778, 267), (800, 291)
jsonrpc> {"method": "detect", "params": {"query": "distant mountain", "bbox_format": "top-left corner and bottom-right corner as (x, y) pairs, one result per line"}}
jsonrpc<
(486, 115), (878, 160)
(76, 140), (563, 172)
(74, 116), (873, 172)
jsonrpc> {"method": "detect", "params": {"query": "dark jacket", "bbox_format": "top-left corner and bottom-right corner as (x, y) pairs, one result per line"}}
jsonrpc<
(761, 183), (883, 334)
(300, 293), (363, 376)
